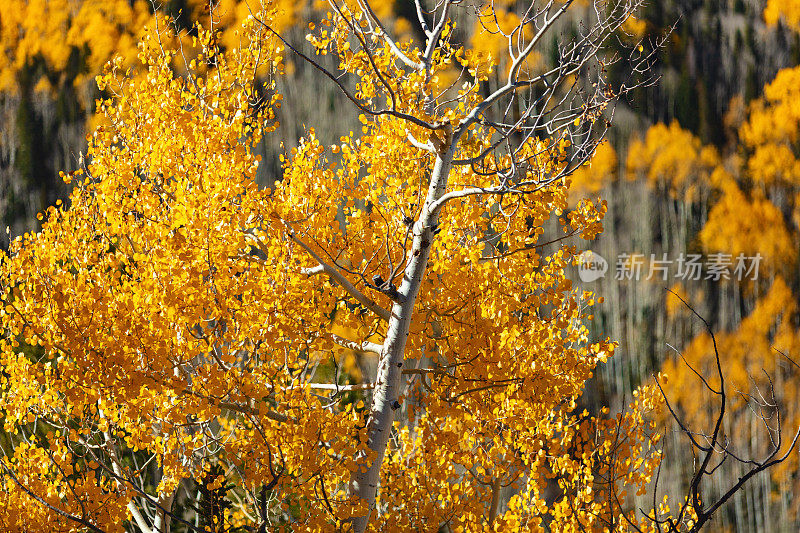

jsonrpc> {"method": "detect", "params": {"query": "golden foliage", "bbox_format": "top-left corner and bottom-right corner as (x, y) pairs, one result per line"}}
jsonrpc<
(0, 0), (151, 93)
(693, 65), (800, 276)
(699, 180), (796, 273)
(765, 0), (800, 32)
(740, 66), (800, 186)
(0, 436), (128, 532)
(569, 141), (617, 203)
(626, 120), (719, 201)
(0, 0), (299, 98)
(0, 3), (669, 532)
(654, 61), (800, 528)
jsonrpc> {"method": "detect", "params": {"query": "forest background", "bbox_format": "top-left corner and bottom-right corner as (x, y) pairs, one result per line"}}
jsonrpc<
(2, 0), (800, 530)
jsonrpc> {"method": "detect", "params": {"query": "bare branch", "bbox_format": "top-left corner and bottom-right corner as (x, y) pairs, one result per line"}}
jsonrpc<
(331, 333), (383, 355)
(414, 0), (431, 36)
(406, 131), (437, 153)
(653, 294), (800, 531)
(422, 0), (455, 73)
(249, 10), (440, 131)
(306, 383), (376, 391)
(356, 0), (424, 69)
(246, 224), (392, 323)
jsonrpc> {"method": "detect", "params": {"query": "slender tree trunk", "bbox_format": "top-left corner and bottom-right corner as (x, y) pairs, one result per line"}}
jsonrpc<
(488, 477), (502, 524)
(350, 149), (454, 532)
(153, 488), (176, 533)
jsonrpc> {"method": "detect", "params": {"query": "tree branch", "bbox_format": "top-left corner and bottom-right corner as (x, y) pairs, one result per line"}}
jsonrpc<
(331, 333), (383, 355)
(247, 224), (391, 323)
(0, 461), (109, 533)
(356, 0), (423, 69)
(250, 10), (440, 131)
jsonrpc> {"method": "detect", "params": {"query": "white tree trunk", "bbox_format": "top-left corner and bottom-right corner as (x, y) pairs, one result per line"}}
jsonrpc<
(350, 150), (453, 532)
(153, 487), (176, 533)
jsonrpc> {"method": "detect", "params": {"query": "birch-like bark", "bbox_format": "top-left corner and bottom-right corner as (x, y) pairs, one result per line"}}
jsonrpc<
(349, 147), (454, 532)
(103, 429), (153, 533)
(153, 488), (176, 533)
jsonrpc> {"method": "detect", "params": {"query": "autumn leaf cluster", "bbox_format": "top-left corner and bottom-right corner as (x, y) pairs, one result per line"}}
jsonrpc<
(0, 1), (672, 532)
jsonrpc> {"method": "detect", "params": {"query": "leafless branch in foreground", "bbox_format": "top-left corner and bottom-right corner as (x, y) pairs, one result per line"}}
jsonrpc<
(643, 290), (800, 532)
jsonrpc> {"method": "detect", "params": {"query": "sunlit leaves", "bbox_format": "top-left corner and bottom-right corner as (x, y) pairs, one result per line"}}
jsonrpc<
(0, 2), (668, 531)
